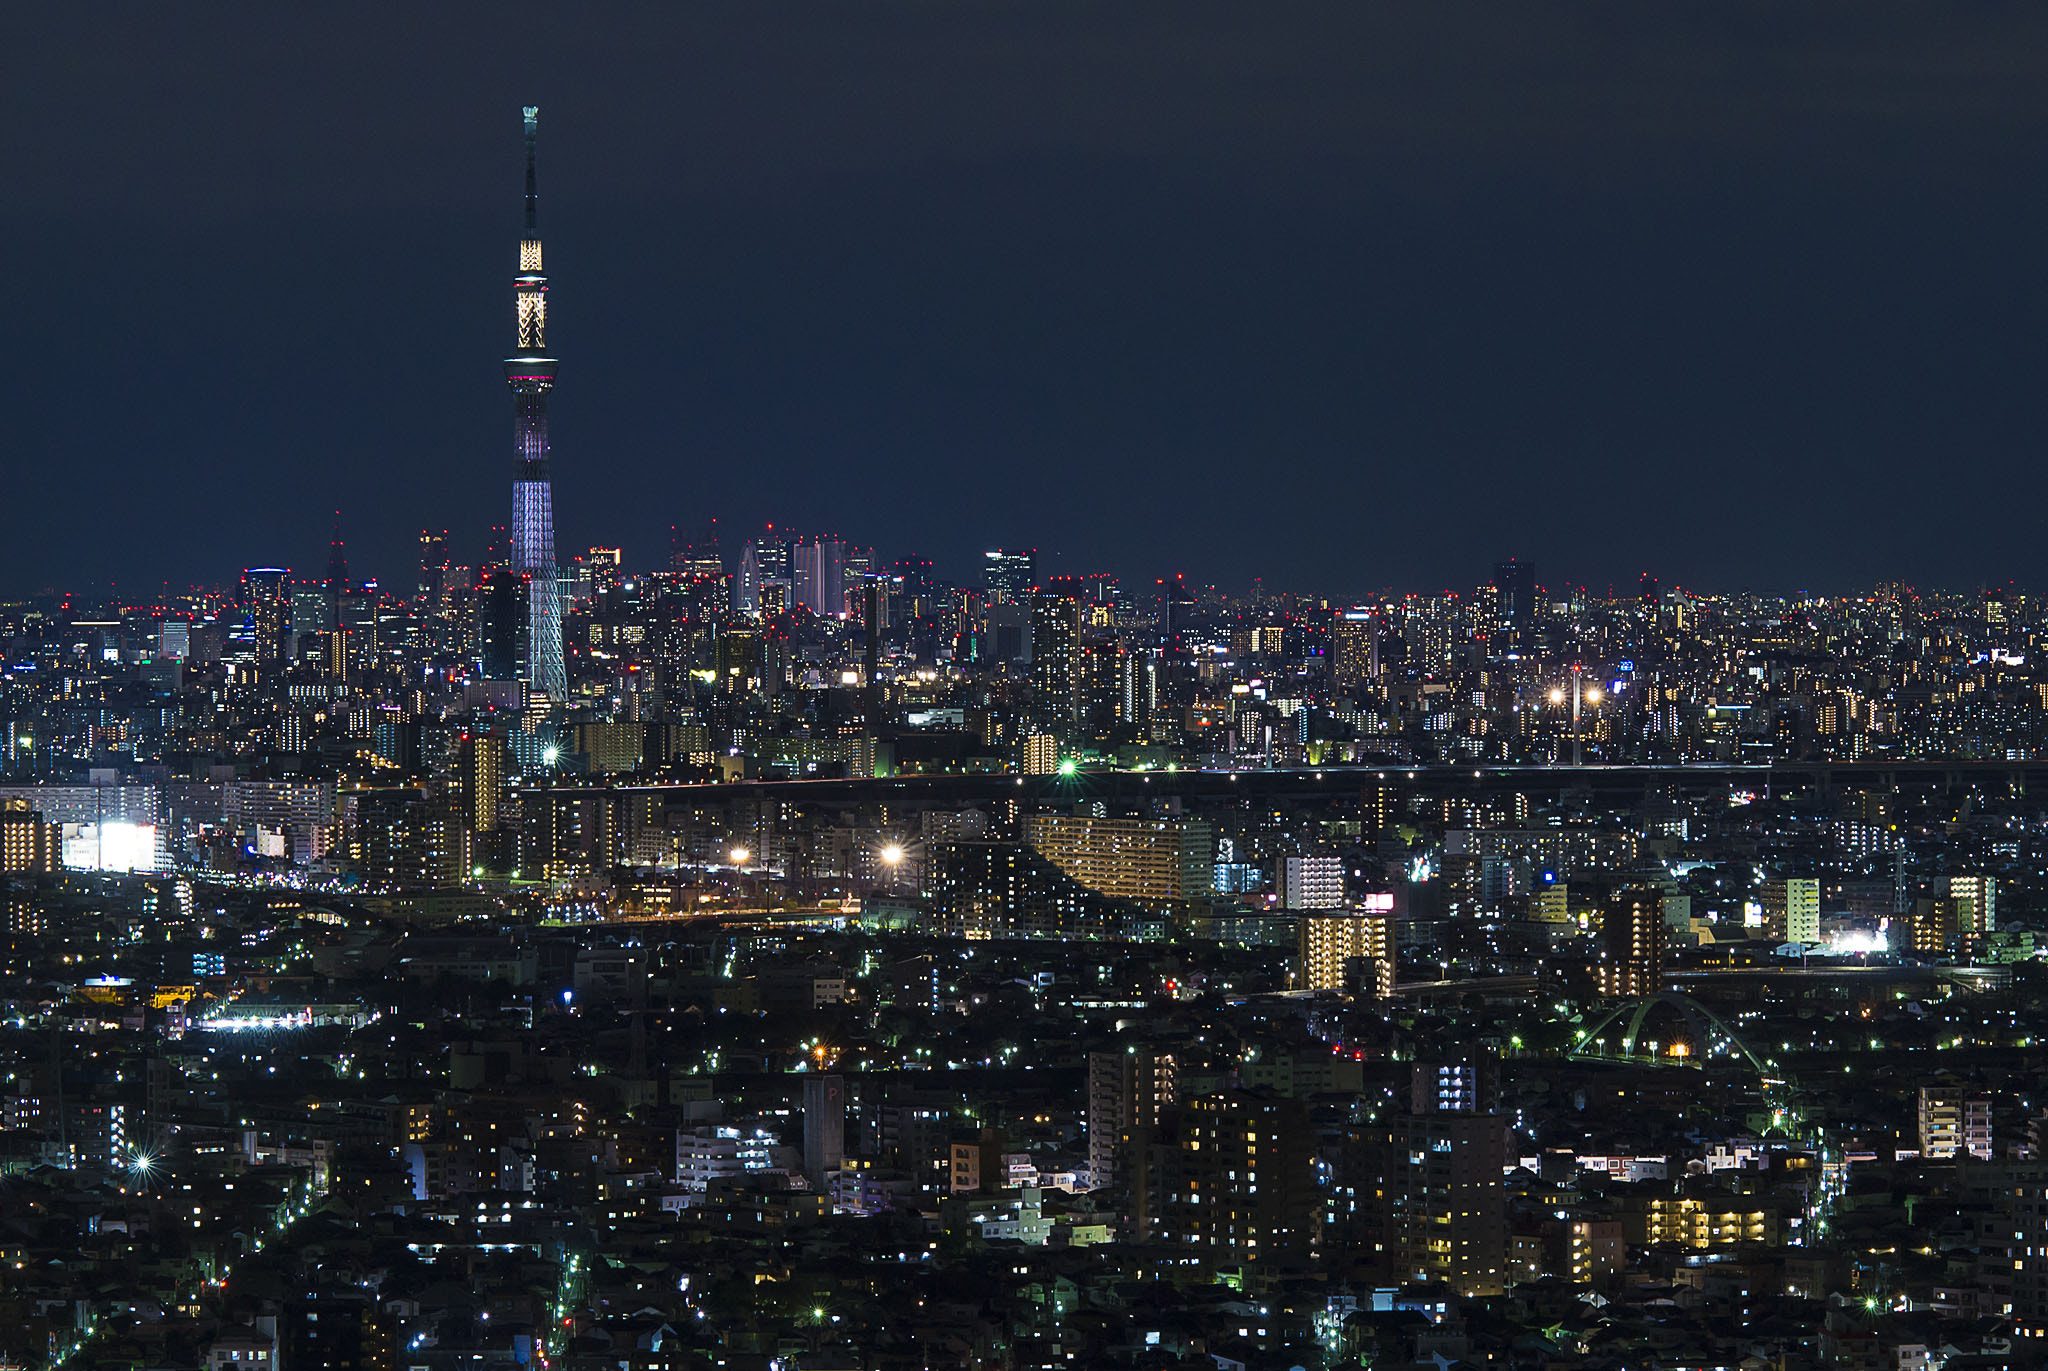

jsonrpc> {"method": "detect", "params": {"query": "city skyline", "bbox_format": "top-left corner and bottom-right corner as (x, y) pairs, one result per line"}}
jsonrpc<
(14, 12), (2048, 1364)
(14, 6), (2048, 596)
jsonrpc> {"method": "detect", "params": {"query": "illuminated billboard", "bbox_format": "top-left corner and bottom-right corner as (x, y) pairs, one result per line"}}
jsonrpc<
(60, 822), (159, 873)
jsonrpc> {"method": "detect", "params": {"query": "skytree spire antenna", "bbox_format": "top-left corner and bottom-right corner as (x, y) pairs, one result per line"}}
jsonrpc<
(506, 104), (566, 706)
(523, 105), (539, 234)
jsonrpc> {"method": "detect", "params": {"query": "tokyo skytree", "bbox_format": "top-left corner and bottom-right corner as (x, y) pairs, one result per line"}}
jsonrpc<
(506, 105), (566, 705)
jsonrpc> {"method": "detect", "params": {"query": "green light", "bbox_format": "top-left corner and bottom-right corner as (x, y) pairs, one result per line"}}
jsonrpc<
(1057, 759), (1077, 776)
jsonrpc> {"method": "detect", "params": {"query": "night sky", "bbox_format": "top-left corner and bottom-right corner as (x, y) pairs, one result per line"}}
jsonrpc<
(12, 4), (2048, 601)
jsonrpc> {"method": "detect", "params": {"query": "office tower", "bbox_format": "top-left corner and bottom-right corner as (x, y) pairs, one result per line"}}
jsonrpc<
(289, 586), (330, 649)
(478, 568), (524, 682)
(1595, 885), (1664, 997)
(1019, 813), (1214, 906)
(1332, 608), (1381, 691)
(418, 530), (450, 606)
(158, 621), (190, 662)
(239, 568), (291, 663)
(1919, 1082), (1992, 1160)
(506, 106), (566, 705)
(1491, 558), (1535, 640)
(327, 514), (349, 631)
(733, 542), (763, 615)
(803, 1074), (846, 1187)
(1161, 575), (1196, 654)
(984, 549), (1036, 604)
(892, 555), (936, 613)
(1762, 877), (1821, 945)
(1028, 591), (1080, 735)
(1276, 854), (1345, 909)
(791, 538), (846, 617)
(670, 520), (723, 580)
(1298, 906), (1395, 998)
(581, 547), (623, 601)
(752, 532), (791, 586)
(1086, 1045), (1176, 1191)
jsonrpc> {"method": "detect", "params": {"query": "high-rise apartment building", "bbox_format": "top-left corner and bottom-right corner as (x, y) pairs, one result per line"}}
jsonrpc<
(1028, 592), (1080, 736)
(1350, 1062), (1507, 1296)
(1020, 813), (1213, 906)
(0, 802), (59, 875)
(1276, 854), (1345, 909)
(1595, 886), (1664, 997)
(2003, 1163), (2048, 1341)
(1762, 877), (1821, 945)
(1086, 1045), (1176, 1190)
(925, 840), (1130, 940)
(1138, 1092), (1316, 1271)
(803, 1074), (846, 1187)
(1298, 905), (1395, 998)
(1021, 734), (1060, 776)
(1919, 1082), (1992, 1160)
(1950, 875), (1997, 938)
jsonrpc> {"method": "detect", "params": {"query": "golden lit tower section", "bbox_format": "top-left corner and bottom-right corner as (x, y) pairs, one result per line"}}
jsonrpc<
(507, 105), (566, 705)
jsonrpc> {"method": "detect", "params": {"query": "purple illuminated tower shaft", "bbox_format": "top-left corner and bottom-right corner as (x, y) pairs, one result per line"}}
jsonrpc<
(507, 105), (565, 704)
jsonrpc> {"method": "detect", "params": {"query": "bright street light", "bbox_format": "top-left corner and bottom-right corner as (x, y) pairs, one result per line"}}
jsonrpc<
(729, 846), (750, 865)
(879, 844), (904, 866)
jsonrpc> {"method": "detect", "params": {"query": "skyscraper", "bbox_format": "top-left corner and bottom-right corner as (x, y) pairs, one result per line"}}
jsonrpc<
(1491, 558), (1535, 644)
(984, 549), (1037, 604)
(791, 538), (846, 617)
(1332, 607), (1381, 691)
(506, 106), (566, 705)
(239, 568), (291, 664)
(1027, 590), (1079, 735)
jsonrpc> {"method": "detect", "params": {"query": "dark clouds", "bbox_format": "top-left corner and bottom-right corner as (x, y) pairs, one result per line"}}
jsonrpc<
(10, 4), (2048, 597)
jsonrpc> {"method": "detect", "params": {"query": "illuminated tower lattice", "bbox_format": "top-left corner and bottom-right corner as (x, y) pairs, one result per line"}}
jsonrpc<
(506, 105), (566, 705)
